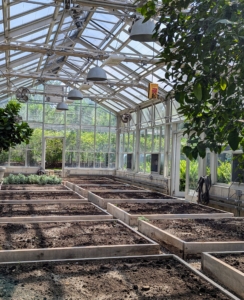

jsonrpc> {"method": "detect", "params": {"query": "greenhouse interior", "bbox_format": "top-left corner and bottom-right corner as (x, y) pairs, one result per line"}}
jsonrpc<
(0, 0), (243, 299)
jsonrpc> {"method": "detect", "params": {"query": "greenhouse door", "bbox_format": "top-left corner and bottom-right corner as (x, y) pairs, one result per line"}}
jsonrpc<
(173, 134), (187, 198)
(44, 137), (64, 174)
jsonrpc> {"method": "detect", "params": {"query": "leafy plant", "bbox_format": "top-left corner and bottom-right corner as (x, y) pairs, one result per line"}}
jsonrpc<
(0, 100), (33, 153)
(3, 174), (61, 185)
(217, 160), (231, 184)
(137, 0), (244, 163)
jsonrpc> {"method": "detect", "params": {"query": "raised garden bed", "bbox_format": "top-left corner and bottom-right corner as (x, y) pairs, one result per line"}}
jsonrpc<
(0, 190), (84, 201)
(0, 255), (237, 299)
(88, 190), (176, 209)
(66, 179), (117, 185)
(138, 218), (244, 259)
(0, 202), (111, 222)
(1, 184), (68, 191)
(0, 220), (159, 262)
(107, 202), (233, 225)
(64, 181), (133, 197)
(202, 251), (244, 299)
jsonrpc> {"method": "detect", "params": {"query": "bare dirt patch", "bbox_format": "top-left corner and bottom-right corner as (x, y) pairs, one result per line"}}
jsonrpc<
(150, 218), (244, 242)
(117, 202), (224, 214)
(0, 191), (82, 200)
(89, 185), (144, 191)
(1, 184), (67, 191)
(0, 203), (106, 217)
(0, 257), (232, 299)
(93, 191), (173, 199)
(213, 253), (244, 273)
(0, 221), (148, 250)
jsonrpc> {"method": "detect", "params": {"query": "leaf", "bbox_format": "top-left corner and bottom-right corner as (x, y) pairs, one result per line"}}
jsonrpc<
(182, 146), (192, 159)
(197, 143), (206, 158)
(228, 129), (241, 151)
(220, 77), (227, 91)
(193, 82), (202, 101)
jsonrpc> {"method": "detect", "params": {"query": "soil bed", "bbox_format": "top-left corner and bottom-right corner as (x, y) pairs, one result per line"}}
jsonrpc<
(89, 185), (144, 191)
(1, 184), (67, 191)
(212, 252), (244, 273)
(65, 176), (113, 182)
(149, 218), (244, 242)
(68, 180), (119, 185)
(0, 203), (106, 217)
(117, 202), (224, 214)
(93, 191), (173, 199)
(0, 220), (148, 250)
(0, 191), (82, 200)
(0, 256), (233, 300)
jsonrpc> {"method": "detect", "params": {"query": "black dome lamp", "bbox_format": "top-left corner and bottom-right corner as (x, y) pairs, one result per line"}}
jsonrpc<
(87, 66), (107, 81)
(129, 17), (157, 42)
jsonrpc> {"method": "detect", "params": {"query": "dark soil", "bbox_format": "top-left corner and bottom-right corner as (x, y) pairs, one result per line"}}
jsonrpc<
(0, 220), (148, 250)
(150, 218), (244, 242)
(78, 183), (128, 187)
(1, 184), (67, 191)
(68, 180), (118, 184)
(93, 191), (173, 199)
(0, 257), (232, 299)
(89, 185), (144, 191)
(213, 253), (244, 273)
(117, 202), (226, 214)
(0, 203), (106, 217)
(0, 191), (82, 200)
(65, 176), (113, 182)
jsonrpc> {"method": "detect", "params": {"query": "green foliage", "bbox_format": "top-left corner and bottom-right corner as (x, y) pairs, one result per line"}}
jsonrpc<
(217, 160), (231, 184)
(179, 159), (199, 191)
(137, 0), (244, 162)
(0, 100), (33, 153)
(3, 174), (61, 185)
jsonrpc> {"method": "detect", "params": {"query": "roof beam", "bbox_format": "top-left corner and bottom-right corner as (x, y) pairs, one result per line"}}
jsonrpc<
(0, 41), (159, 64)
(54, 0), (136, 12)
(1, 70), (148, 89)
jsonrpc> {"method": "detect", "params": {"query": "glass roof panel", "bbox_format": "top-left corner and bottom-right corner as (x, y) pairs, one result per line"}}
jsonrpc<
(10, 2), (42, 17)
(10, 7), (55, 28)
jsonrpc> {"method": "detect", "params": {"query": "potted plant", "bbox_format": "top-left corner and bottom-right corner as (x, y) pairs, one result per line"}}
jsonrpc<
(0, 100), (33, 181)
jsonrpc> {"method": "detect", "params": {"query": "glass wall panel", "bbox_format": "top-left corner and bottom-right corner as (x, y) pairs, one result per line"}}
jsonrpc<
(109, 153), (116, 168)
(140, 130), (146, 152)
(124, 133), (128, 153)
(139, 154), (144, 172)
(27, 128), (42, 166)
(128, 132), (134, 152)
(28, 102), (43, 123)
(10, 144), (25, 166)
(96, 107), (110, 126)
(217, 152), (231, 184)
(0, 151), (9, 166)
(66, 129), (79, 151)
(80, 152), (94, 168)
(81, 104), (95, 126)
(45, 103), (64, 124)
(66, 103), (80, 125)
(110, 131), (116, 152)
(145, 154), (151, 173)
(189, 159), (199, 190)
(96, 129), (109, 152)
(80, 130), (95, 152)
(146, 129), (152, 152)
(65, 151), (79, 167)
(153, 127), (160, 152)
